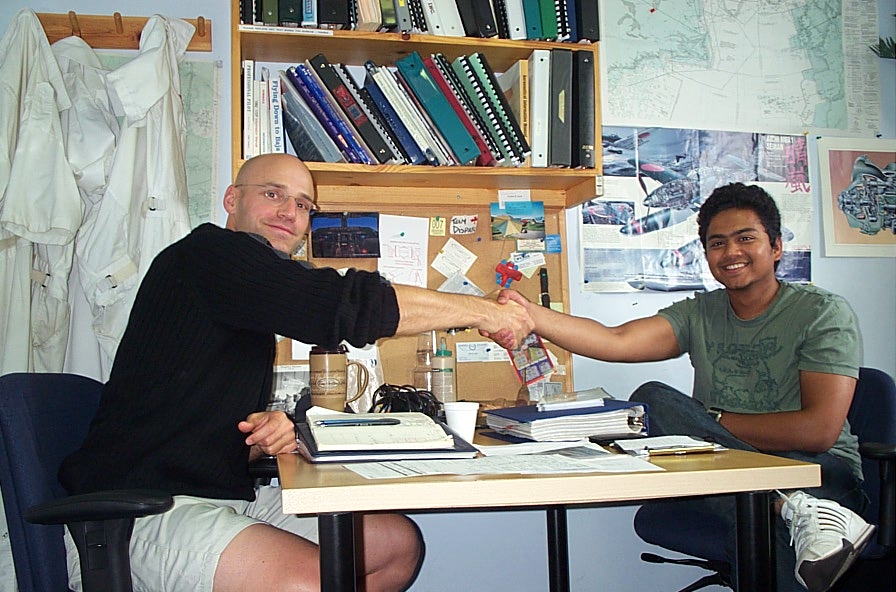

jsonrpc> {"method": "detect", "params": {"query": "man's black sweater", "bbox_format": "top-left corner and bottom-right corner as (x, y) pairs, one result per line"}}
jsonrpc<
(60, 224), (400, 500)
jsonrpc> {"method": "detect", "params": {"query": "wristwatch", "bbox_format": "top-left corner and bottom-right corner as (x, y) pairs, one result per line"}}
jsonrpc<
(707, 407), (724, 423)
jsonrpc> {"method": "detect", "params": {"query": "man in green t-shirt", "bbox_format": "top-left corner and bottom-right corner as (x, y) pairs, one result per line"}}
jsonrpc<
(490, 183), (873, 592)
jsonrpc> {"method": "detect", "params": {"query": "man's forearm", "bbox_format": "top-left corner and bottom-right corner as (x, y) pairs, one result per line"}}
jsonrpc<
(392, 285), (532, 347)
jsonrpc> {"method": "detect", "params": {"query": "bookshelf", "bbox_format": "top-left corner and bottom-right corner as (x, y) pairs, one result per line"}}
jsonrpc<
(230, 0), (603, 402)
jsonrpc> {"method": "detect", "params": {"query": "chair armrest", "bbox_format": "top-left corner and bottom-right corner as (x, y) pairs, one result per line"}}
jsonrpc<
(25, 489), (173, 525)
(248, 455), (279, 480)
(859, 442), (896, 461)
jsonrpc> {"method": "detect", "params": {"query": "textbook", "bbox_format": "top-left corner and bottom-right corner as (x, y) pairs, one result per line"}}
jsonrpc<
(296, 413), (479, 462)
(485, 400), (647, 442)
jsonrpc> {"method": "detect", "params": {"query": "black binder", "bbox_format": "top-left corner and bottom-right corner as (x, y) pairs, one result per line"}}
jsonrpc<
(317, 0), (352, 29)
(573, 0), (598, 41)
(571, 50), (595, 169)
(455, 0), (498, 37)
(307, 53), (400, 164)
(548, 48), (572, 167)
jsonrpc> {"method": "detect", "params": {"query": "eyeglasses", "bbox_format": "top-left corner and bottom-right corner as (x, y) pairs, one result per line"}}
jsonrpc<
(233, 184), (318, 216)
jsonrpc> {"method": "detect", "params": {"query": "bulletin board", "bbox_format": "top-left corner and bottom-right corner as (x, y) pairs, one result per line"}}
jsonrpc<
(274, 199), (572, 405)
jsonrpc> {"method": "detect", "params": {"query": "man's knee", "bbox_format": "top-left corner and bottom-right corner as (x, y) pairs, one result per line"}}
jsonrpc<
(630, 381), (680, 404)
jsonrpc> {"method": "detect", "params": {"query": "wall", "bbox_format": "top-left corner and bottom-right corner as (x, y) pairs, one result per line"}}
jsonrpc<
(1, 1), (894, 591)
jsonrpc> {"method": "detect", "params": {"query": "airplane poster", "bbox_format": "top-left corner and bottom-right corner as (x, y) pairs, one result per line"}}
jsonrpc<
(580, 127), (813, 292)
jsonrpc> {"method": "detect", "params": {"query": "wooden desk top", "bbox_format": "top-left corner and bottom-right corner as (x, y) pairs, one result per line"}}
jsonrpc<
(276, 442), (820, 515)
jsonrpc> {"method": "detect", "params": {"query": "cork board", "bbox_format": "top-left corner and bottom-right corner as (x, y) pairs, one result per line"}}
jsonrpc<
(274, 201), (571, 405)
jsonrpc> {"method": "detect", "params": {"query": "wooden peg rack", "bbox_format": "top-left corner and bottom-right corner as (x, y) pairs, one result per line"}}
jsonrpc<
(36, 12), (212, 51)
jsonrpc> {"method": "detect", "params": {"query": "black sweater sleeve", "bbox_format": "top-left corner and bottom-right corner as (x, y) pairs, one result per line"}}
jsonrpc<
(184, 224), (400, 348)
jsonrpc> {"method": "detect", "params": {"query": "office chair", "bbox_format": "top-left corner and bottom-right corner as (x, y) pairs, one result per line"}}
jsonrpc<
(0, 372), (173, 592)
(633, 367), (896, 592)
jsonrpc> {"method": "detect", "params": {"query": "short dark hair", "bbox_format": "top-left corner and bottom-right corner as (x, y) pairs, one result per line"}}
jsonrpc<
(697, 183), (782, 249)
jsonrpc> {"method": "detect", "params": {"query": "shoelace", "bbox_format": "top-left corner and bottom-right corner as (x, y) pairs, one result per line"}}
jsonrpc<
(778, 490), (850, 550)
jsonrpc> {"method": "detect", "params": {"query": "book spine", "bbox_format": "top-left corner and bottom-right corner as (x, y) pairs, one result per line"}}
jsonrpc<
(554, 0), (570, 41)
(395, 69), (458, 165)
(527, 49), (550, 167)
(451, 55), (516, 165)
(269, 73), (285, 153)
(573, 0), (599, 41)
(471, 52), (531, 159)
(471, 0), (498, 37)
(396, 52), (479, 166)
(548, 48), (572, 167)
(537, 0), (558, 39)
(262, 0), (280, 24)
(571, 50), (595, 169)
(301, 0), (318, 26)
(393, 0), (413, 32)
(242, 59), (255, 159)
(423, 54), (497, 167)
(361, 74), (428, 165)
(279, 0), (302, 26)
(309, 53), (394, 163)
(434, 53), (503, 164)
(521, 0), (542, 39)
(366, 61), (442, 165)
(317, 0), (352, 28)
(299, 61), (377, 164)
(333, 62), (405, 163)
(279, 70), (345, 162)
(286, 66), (359, 163)
(407, 0), (429, 31)
(492, 0), (511, 38)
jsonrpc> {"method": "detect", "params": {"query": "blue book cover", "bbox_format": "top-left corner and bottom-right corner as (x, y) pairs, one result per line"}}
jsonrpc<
(362, 76), (427, 165)
(285, 66), (358, 163)
(294, 63), (375, 164)
(395, 52), (479, 166)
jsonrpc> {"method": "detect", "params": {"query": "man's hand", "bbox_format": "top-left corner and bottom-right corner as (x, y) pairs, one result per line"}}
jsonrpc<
(477, 297), (534, 349)
(238, 411), (297, 458)
(480, 290), (533, 348)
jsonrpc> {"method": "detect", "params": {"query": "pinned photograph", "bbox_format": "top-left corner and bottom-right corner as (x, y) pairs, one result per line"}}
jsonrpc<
(311, 212), (381, 258)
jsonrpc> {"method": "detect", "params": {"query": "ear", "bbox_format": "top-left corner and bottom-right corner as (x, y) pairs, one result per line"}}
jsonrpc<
(772, 235), (783, 261)
(223, 185), (239, 215)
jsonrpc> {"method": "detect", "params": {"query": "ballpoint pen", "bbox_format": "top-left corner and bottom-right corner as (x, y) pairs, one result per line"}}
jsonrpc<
(314, 417), (401, 427)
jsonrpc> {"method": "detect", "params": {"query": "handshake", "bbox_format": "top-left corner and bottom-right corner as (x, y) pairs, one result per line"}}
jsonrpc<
(477, 288), (538, 350)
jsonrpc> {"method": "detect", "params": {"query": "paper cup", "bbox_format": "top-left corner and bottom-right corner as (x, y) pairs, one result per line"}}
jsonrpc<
(443, 401), (479, 444)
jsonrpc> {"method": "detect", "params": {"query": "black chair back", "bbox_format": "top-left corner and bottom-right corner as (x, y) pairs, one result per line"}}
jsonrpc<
(847, 367), (896, 554)
(0, 372), (104, 592)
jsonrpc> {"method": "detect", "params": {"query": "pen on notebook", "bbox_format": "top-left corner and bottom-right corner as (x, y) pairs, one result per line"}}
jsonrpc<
(539, 268), (550, 308)
(314, 418), (401, 427)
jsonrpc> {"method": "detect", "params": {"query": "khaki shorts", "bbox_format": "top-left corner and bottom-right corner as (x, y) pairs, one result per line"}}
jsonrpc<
(64, 485), (318, 592)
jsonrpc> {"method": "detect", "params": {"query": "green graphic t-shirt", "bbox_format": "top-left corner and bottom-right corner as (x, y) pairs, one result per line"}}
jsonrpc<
(659, 282), (862, 477)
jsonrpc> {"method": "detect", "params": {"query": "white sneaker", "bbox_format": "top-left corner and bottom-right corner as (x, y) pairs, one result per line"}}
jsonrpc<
(779, 490), (876, 592)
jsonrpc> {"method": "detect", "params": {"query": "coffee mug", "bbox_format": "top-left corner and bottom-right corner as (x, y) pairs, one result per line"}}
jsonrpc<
(309, 345), (370, 411)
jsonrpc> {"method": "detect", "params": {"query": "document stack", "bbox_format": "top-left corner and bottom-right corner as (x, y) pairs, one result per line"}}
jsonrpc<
(484, 399), (648, 442)
(296, 412), (479, 462)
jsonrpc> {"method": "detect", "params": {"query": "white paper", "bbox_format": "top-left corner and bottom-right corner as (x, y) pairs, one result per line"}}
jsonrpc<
(377, 214), (430, 287)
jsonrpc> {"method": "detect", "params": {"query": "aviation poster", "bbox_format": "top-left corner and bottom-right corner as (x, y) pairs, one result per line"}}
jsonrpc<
(580, 127), (813, 292)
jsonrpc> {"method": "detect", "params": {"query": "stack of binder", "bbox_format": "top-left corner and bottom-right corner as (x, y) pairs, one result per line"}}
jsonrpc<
(296, 412), (480, 462)
(239, 0), (599, 41)
(484, 400), (648, 442)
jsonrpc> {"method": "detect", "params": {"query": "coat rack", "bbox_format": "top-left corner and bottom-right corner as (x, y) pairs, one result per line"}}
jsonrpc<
(36, 12), (212, 51)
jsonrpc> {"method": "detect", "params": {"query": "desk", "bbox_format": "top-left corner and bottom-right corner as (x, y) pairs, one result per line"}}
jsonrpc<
(276, 447), (819, 592)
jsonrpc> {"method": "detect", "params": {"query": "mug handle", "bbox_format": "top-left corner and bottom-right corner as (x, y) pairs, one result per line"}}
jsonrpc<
(345, 361), (370, 404)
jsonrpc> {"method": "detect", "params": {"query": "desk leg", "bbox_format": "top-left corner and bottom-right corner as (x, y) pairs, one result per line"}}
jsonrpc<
(319, 512), (356, 592)
(546, 506), (570, 592)
(735, 491), (776, 592)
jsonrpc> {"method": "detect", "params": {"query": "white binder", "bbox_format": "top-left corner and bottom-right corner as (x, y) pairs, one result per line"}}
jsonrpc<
(422, 0), (466, 36)
(528, 49), (550, 167)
